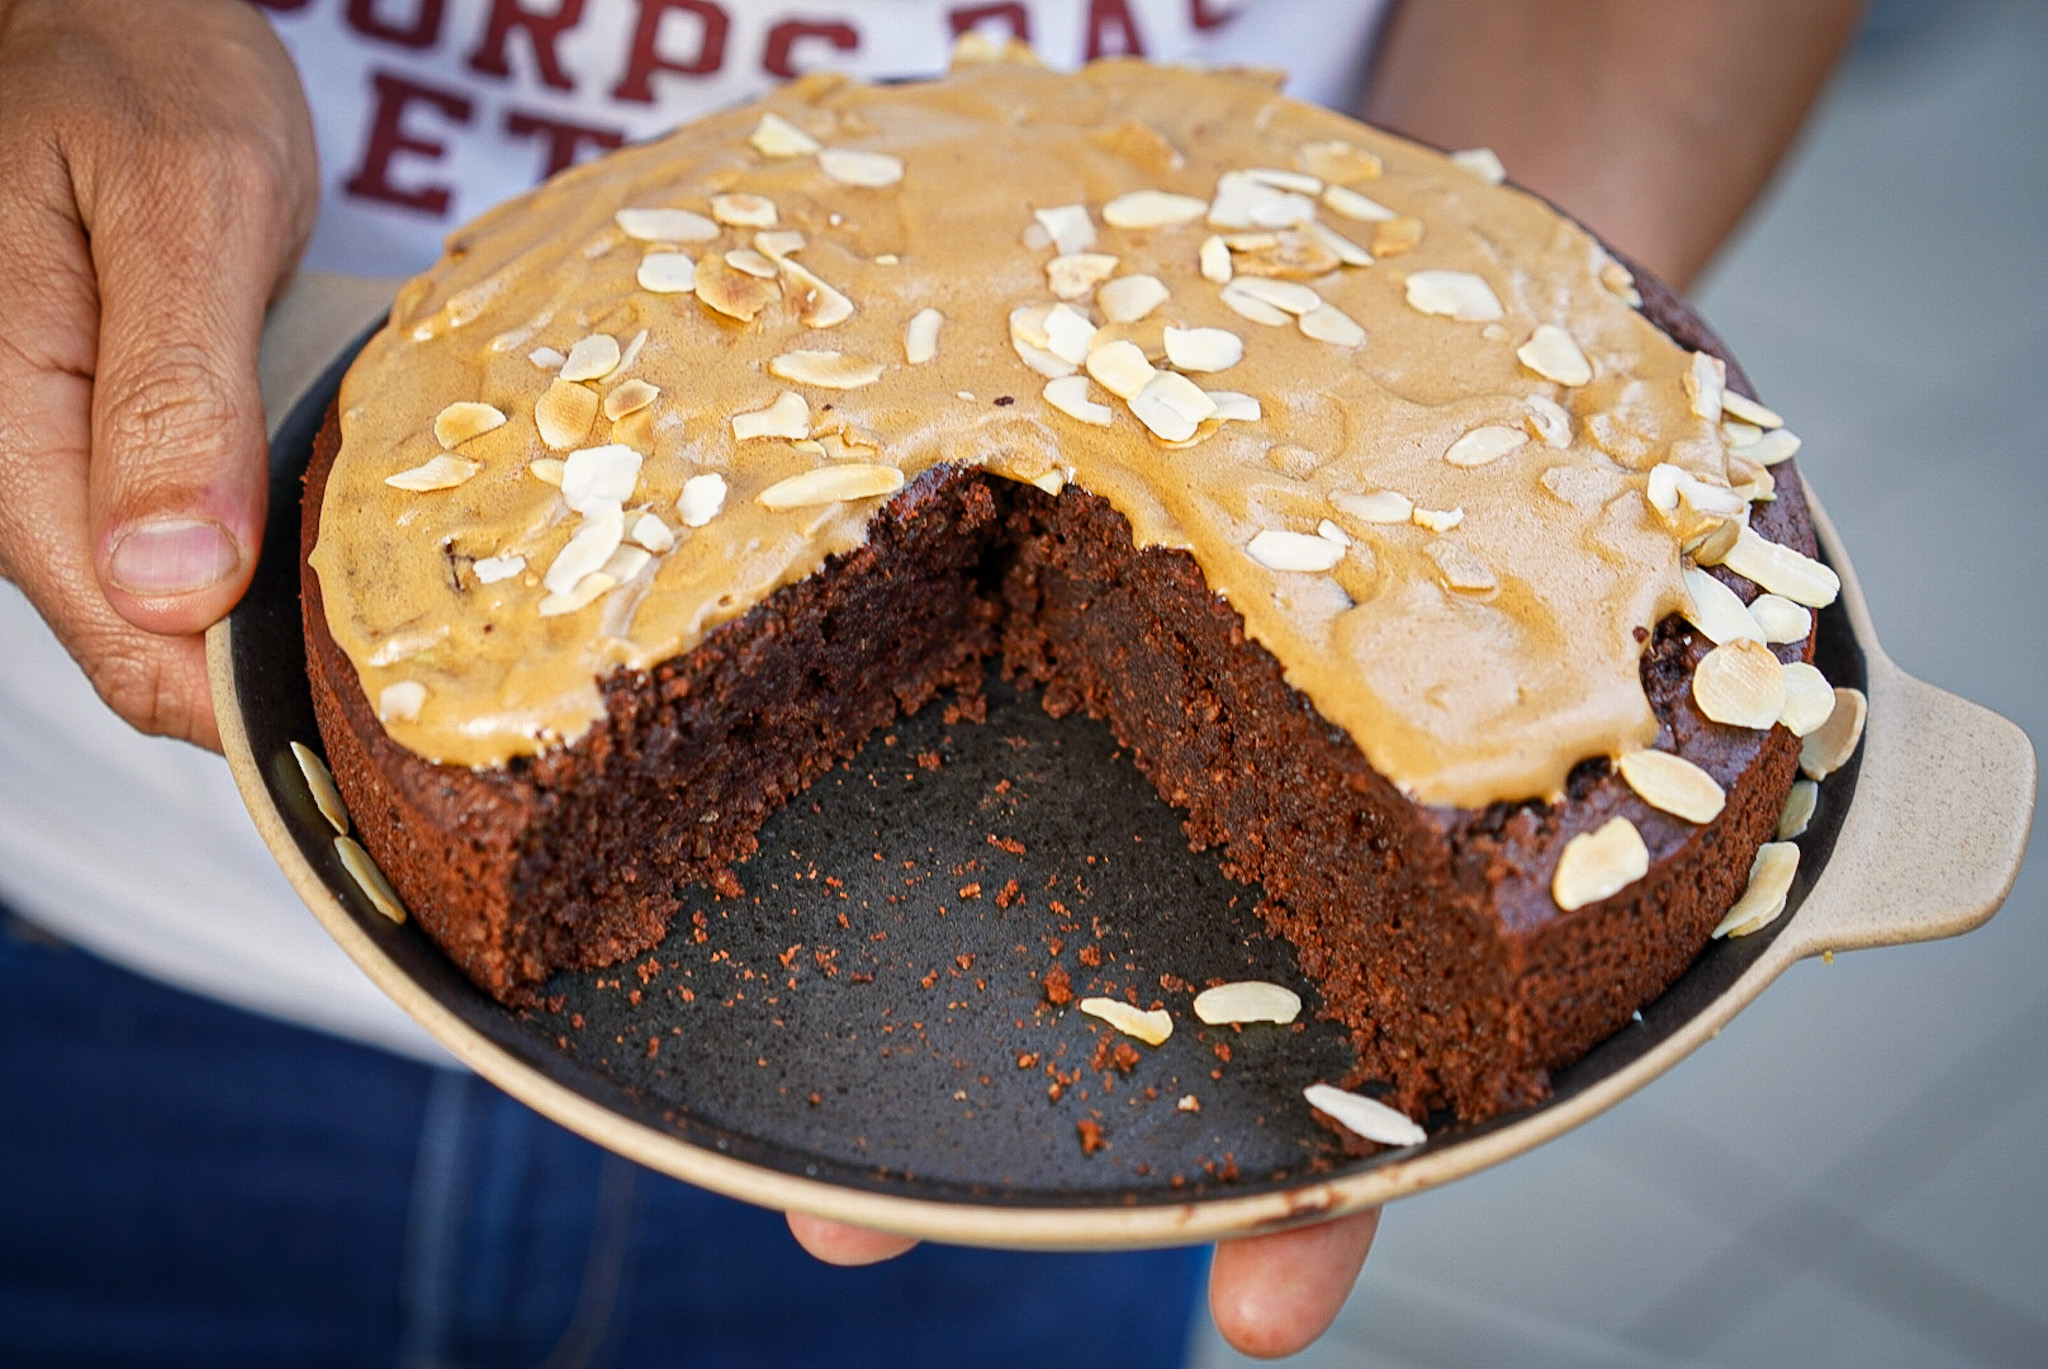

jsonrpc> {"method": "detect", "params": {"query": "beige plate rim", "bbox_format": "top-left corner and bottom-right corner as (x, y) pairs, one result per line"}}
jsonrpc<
(207, 481), (2035, 1251)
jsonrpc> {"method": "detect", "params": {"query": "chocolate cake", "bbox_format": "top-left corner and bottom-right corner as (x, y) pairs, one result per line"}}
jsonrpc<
(302, 48), (1855, 1123)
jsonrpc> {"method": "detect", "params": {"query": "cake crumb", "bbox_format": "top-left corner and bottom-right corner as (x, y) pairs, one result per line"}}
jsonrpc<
(1044, 966), (1074, 1006)
(1076, 1119), (1107, 1154)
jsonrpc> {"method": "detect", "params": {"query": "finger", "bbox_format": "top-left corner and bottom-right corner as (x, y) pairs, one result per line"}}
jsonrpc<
(1208, 1209), (1379, 1359)
(785, 1213), (921, 1267)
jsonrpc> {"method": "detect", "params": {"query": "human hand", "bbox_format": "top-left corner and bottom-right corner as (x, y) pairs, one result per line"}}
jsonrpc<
(787, 1208), (1379, 1358)
(0, 0), (316, 750)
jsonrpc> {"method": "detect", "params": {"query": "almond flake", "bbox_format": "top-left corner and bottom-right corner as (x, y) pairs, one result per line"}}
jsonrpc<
(1680, 566), (1765, 644)
(694, 257), (781, 321)
(601, 543), (653, 585)
(1714, 842), (1800, 938)
(1042, 375), (1113, 425)
(1248, 528), (1343, 572)
(1047, 251), (1119, 300)
(1721, 390), (1785, 429)
(560, 444), (641, 515)
(1371, 216), (1425, 257)
(528, 459), (565, 487)
(677, 472), (727, 527)
(1129, 370), (1217, 441)
(1218, 284), (1292, 327)
(1078, 997), (1173, 1046)
(724, 248), (777, 279)
(1177, 1094), (1201, 1113)
(335, 836), (407, 924)
(732, 391), (810, 442)
(1799, 687), (1866, 780)
(434, 401), (507, 449)
(366, 625), (449, 667)
(1316, 519), (1353, 547)
(386, 455), (481, 492)
(754, 229), (806, 261)
(1102, 189), (1207, 229)
(750, 111), (820, 158)
(1444, 424), (1527, 468)
(1411, 504), (1464, 532)
(543, 506), (626, 594)
(1723, 418), (1763, 448)
(1034, 204), (1096, 256)
(1192, 981), (1301, 1025)
(1208, 170), (1315, 229)
(757, 462), (904, 510)
(710, 193), (777, 227)
(1321, 184), (1396, 222)
(1297, 139), (1382, 184)
(1304, 1083), (1427, 1147)
(628, 514), (674, 552)
(1777, 779), (1820, 840)
(1085, 339), (1156, 400)
(1684, 350), (1727, 421)
(378, 680), (428, 724)
(537, 570), (618, 617)
(1245, 167), (1322, 194)
(528, 346), (566, 371)
(1779, 662), (1836, 737)
(1525, 395), (1572, 448)
(1206, 391), (1261, 423)
(1405, 269), (1503, 322)
(1749, 594), (1813, 644)
(1599, 258), (1642, 306)
(615, 206), (718, 243)
(817, 148), (904, 187)
(291, 741), (349, 835)
(1424, 539), (1496, 592)
(1031, 469), (1069, 496)
(603, 379), (659, 421)
(1450, 147), (1507, 184)
(1329, 490), (1408, 525)
(1199, 234), (1233, 283)
(1616, 749), (1726, 823)
(1518, 325), (1593, 386)
(769, 350), (884, 389)
(778, 257), (855, 328)
(1721, 527), (1840, 607)
(1299, 302), (1366, 347)
(1009, 303), (1054, 351)
(1297, 218), (1373, 267)
(1748, 428), (1803, 466)
(636, 251), (697, 294)
(1553, 815), (1650, 911)
(904, 308), (944, 364)
(1163, 325), (1243, 373)
(1098, 274), (1170, 324)
(1228, 276), (1321, 316)
(1013, 338), (1076, 380)
(1693, 638), (1788, 729)
(1043, 303), (1100, 365)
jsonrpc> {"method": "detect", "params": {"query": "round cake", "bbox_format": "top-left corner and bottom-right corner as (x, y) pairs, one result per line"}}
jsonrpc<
(302, 46), (1857, 1125)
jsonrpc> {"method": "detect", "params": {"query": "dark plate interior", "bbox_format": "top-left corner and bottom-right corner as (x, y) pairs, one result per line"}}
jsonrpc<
(241, 333), (1863, 1209)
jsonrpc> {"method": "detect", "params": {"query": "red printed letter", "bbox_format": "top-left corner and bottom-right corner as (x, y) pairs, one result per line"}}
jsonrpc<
(504, 109), (626, 179)
(947, 4), (1030, 42)
(612, 0), (729, 103)
(248, 0), (315, 12)
(762, 20), (858, 80)
(344, 0), (447, 49)
(1189, 0), (1240, 31)
(469, 0), (588, 92)
(1084, 0), (1146, 59)
(342, 71), (474, 215)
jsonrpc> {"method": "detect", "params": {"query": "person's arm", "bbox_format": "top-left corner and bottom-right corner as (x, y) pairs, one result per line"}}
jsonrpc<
(1363, 0), (1867, 291)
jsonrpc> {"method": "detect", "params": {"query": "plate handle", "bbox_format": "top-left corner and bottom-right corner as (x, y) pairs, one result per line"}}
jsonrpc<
(1782, 651), (2035, 958)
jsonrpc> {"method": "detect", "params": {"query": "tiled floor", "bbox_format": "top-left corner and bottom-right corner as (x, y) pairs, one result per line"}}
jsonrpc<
(1194, 3), (2046, 1365)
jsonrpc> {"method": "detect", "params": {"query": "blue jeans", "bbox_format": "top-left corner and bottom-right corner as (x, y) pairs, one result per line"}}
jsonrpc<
(0, 913), (1204, 1368)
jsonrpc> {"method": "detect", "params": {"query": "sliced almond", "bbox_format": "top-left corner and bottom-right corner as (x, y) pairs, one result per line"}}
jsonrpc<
(1449, 147), (1507, 184)
(1206, 391), (1261, 423)
(817, 147), (904, 188)
(694, 256), (781, 321)
(1042, 303), (1100, 365)
(1031, 469), (1069, 496)
(754, 229), (806, 261)
(1693, 638), (1788, 729)
(1218, 284), (1292, 327)
(1248, 528), (1343, 572)
(1085, 339), (1156, 400)
(1208, 170), (1316, 229)
(750, 111), (820, 158)
(710, 193), (777, 228)
(724, 248), (778, 278)
(1723, 418), (1763, 449)
(528, 345), (566, 371)
(537, 570), (618, 617)
(1721, 390), (1785, 429)
(386, 454), (480, 492)
(778, 257), (855, 328)
(1228, 276), (1321, 316)
(1371, 216), (1425, 257)
(366, 625), (448, 667)
(1552, 815), (1650, 911)
(1299, 302), (1366, 347)
(560, 443), (642, 514)
(1078, 997), (1173, 1046)
(433, 401), (507, 449)
(603, 378), (659, 421)
(536, 379), (600, 450)
(636, 251), (697, 294)
(1129, 370), (1217, 442)
(1525, 395), (1572, 449)
(732, 390), (811, 441)
(543, 506), (625, 594)
(1304, 1083), (1427, 1147)
(1333, 489), (1414, 524)
(1721, 527), (1840, 607)
(1244, 166), (1321, 194)
(378, 680), (428, 724)
(1296, 139), (1383, 184)
(1034, 204), (1095, 256)
(1616, 750), (1726, 824)
(1163, 325), (1243, 373)
(1101, 189), (1207, 229)
(1405, 269), (1502, 322)
(1599, 258), (1642, 306)
(1748, 428), (1803, 466)
(335, 836), (407, 924)
(1229, 229), (1339, 279)
(1321, 184), (1396, 222)
(1042, 374), (1113, 425)
(1777, 779), (1820, 840)
(1191, 981), (1300, 1024)
(1098, 274), (1170, 324)
(528, 458), (565, 487)
(1779, 662), (1836, 736)
(1424, 539), (1495, 592)
(757, 462), (903, 510)
(677, 472), (728, 527)
(1047, 252), (1119, 301)
(291, 741), (349, 836)
(1297, 218), (1373, 268)
(629, 513), (674, 552)
(1443, 424), (1527, 468)
(1198, 234), (1233, 283)
(600, 543), (653, 585)
(1713, 842), (1800, 938)
(769, 350), (884, 390)
(1680, 566), (1765, 645)
(904, 307), (944, 364)
(1518, 325), (1594, 386)
(615, 206), (718, 243)
(1411, 505), (1464, 533)
(1316, 519), (1353, 547)
(1684, 350), (1727, 421)
(1749, 594), (1813, 644)
(1799, 687), (1867, 780)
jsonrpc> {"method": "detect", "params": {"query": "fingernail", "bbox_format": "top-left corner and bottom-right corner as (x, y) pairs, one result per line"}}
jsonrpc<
(108, 519), (242, 596)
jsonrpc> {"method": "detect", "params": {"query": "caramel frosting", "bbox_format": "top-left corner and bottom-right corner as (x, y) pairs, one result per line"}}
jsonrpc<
(313, 50), (1754, 809)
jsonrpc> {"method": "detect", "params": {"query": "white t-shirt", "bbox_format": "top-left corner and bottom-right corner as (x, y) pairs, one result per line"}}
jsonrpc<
(0, 0), (1390, 1061)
